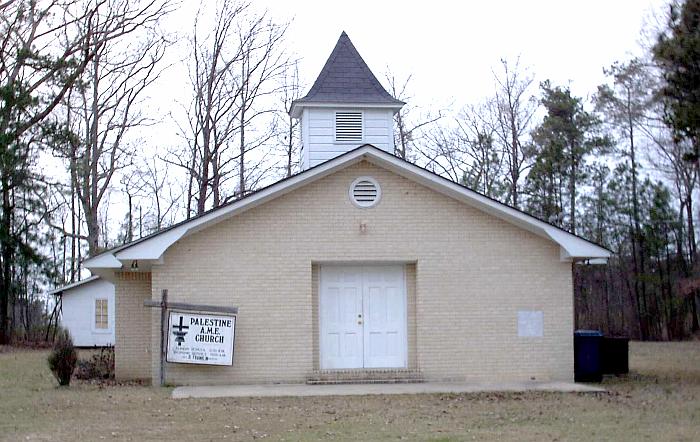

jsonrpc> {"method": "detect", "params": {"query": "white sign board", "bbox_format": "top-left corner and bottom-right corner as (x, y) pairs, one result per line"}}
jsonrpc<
(166, 311), (236, 366)
(518, 310), (544, 337)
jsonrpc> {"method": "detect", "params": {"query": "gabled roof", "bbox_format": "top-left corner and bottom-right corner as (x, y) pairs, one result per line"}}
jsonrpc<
(290, 32), (404, 117)
(47, 275), (101, 296)
(84, 145), (610, 271)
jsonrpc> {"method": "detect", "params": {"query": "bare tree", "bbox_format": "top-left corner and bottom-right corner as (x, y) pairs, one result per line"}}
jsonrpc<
(384, 71), (442, 162)
(489, 58), (538, 209)
(419, 106), (505, 199)
(234, 9), (288, 196)
(137, 156), (181, 232)
(275, 60), (302, 177)
(0, 0), (125, 343)
(179, 0), (249, 215)
(53, 0), (172, 255)
(170, 0), (288, 216)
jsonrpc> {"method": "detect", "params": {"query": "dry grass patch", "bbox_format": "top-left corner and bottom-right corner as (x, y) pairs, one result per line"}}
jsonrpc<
(0, 342), (699, 441)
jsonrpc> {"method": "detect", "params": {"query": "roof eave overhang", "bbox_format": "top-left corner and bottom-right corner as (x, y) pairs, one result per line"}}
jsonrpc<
(290, 101), (405, 118)
(83, 252), (123, 270)
(85, 145), (610, 271)
(85, 150), (370, 270)
(362, 152), (611, 263)
(46, 275), (101, 296)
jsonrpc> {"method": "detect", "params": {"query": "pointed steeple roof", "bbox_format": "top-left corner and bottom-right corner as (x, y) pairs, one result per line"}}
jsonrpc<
(291, 32), (404, 116)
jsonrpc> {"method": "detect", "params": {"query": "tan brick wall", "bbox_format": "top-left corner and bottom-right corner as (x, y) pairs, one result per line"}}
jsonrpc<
(126, 160), (573, 384)
(114, 272), (152, 381)
(312, 264), (319, 370)
(406, 263), (417, 369)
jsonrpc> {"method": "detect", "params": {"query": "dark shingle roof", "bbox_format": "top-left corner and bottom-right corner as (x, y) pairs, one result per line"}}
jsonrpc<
(294, 31), (405, 106)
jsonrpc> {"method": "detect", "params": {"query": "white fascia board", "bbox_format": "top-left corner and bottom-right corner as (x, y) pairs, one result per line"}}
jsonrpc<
(364, 151), (611, 262)
(83, 252), (123, 269)
(115, 226), (188, 261)
(546, 228), (611, 261)
(291, 102), (404, 118)
(47, 275), (100, 295)
(100, 151), (368, 264)
(85, 145), (610, 268)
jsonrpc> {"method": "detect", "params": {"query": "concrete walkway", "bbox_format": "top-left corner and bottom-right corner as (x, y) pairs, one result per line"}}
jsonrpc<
(171, 381), (605, 399)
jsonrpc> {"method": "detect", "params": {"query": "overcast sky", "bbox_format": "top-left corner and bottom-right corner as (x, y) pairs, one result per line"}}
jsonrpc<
(148, 0), (669, 133)
(142, 0), (670, 155)
(244, 0), (667, 108)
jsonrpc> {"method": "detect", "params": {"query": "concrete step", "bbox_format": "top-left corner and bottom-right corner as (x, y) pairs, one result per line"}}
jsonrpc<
(307, 369), (424, 385)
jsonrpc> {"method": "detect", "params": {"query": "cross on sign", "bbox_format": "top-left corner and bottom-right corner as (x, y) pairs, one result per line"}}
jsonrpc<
(172, 316), (189, 346)
(172, 316), (189, 332)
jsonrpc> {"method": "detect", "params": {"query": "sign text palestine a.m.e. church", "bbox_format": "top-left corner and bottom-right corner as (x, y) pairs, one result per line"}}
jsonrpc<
(166, 311), (235, 366)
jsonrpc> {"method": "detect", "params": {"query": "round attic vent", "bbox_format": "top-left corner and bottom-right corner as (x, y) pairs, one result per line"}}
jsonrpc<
(350, 177), (381, 208)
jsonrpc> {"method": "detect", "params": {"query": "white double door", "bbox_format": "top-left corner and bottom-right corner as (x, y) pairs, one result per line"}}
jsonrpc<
(320, 265), (407, 369)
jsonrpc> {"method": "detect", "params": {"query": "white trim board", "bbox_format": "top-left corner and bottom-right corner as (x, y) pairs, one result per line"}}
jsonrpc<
(84, 145), (610, 271)
(47, 275), (101, 295)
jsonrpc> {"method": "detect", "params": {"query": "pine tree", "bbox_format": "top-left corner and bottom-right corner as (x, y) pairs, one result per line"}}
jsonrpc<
(527, 81), (610, 234)
(653, 0), (700, 162)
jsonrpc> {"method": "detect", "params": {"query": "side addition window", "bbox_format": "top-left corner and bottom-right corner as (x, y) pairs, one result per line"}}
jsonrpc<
(335, 111), (363, 142)
(95, 299), (108, 329)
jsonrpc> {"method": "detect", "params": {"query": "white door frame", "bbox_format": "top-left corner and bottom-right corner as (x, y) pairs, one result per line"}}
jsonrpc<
(319, 264), (407, 370)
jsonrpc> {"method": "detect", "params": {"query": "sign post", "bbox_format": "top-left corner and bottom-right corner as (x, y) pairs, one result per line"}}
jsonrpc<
(159, 289), (168, 386)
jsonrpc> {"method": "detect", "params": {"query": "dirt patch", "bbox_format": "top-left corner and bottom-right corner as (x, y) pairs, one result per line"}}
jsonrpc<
(1, 341), (699, 441)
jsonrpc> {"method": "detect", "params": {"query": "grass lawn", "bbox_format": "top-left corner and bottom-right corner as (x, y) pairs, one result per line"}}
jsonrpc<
(1, 342), (699, 441)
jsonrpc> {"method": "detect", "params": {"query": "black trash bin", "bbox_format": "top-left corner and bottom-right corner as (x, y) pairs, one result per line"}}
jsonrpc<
(574, 330), (604, 382)
(601, 336), (630, 375)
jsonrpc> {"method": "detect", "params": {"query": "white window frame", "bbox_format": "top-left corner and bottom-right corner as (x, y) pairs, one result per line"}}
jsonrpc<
(334, 110), (364, 144)
(93, 298), (110, 333)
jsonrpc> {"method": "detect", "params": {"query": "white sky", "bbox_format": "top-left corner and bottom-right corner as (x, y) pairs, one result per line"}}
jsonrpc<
(144, 0), (669, 160)
(247, 0), (667, 107)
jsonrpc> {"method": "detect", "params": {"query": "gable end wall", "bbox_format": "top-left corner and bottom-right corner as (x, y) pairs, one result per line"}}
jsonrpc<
(132, 161), (573, 385)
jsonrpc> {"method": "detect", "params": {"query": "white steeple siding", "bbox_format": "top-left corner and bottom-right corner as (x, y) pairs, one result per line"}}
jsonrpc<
(300, 107), (395, 169)
(291, 32), (404, 170)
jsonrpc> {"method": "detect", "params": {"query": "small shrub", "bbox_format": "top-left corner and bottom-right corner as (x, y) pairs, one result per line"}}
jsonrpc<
(47, 330), (77, 386)
(75, 346), (115, 381)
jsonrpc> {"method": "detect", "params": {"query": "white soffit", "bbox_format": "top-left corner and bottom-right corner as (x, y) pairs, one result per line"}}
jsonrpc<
(84, 145), (610, 269)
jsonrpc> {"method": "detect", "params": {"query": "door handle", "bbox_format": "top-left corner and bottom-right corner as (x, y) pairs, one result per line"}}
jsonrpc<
(358, 320), (363, 325)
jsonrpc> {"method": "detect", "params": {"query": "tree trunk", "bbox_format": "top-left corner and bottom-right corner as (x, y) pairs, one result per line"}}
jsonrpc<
(287, 115), (293, 177)
(0, 174), (12, 344)
(239, 56), (247, 198)
(510, 114), (519, 209)
(569, 147), (577, 235)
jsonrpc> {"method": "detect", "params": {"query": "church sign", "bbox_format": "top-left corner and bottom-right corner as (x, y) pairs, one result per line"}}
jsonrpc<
(166, 311), (236, 366)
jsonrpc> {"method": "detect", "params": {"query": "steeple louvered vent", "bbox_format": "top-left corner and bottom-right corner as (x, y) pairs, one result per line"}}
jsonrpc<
(335, 112), (363, 142)
(350, 177), (381, 208)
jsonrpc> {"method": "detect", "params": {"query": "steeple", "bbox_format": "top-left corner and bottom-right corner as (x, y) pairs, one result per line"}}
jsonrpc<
(291, 32), (404, 170)
(291, 32), (404, 116)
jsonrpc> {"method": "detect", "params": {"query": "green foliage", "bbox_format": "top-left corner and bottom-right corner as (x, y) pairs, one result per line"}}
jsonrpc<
(653, 0), (700, 159)
(47, 330), (77, 386)
(525, 81), (611, 232)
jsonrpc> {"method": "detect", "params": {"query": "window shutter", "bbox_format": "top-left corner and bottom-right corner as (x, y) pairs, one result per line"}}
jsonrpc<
(335, 112), (363, 142)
